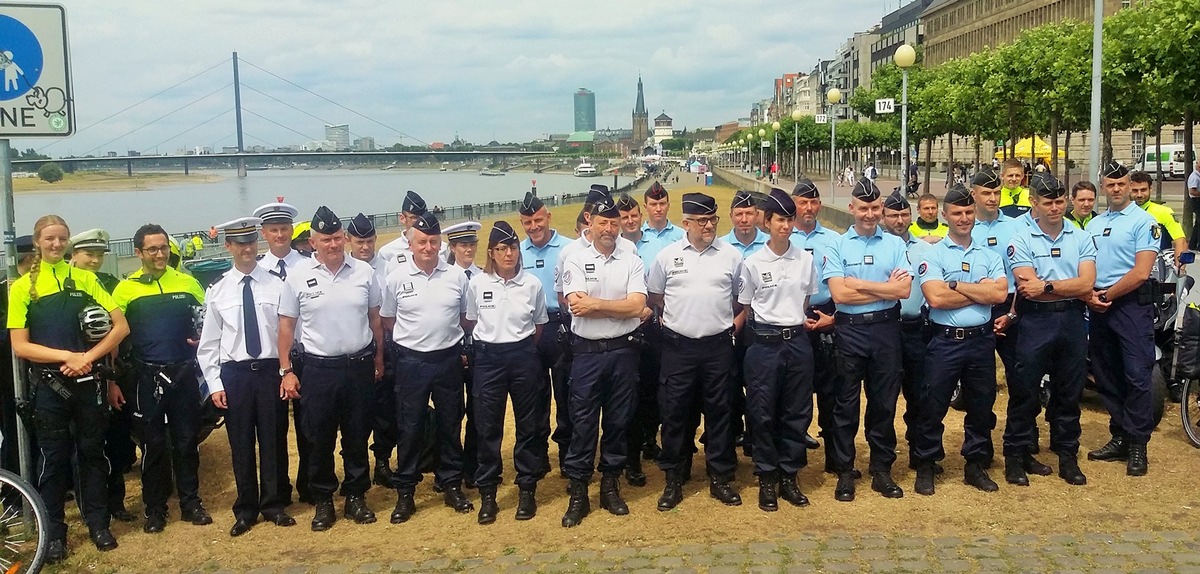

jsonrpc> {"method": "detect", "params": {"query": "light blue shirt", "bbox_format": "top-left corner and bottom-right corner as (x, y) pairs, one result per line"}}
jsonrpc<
(520, 230), (566, 312)
(919, 238), (1005, 327)
(1008, 221), (1097, 299)
(822, 225), (911, 314)
(629, 232), (666, 276)
(642, 220), (685, 243)
(900, 234), (933, 319)
(722, 228), (768, 257)
(1086, 202), (1160, 288)
(971, 213), (1021, 293)
(789, 222), (840, 306)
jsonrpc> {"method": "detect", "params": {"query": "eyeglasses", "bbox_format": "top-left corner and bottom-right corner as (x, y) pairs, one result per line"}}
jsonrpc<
(491, 245), (517, 254)
(686, 216), (720, 228)
(140, 246), (170, 255)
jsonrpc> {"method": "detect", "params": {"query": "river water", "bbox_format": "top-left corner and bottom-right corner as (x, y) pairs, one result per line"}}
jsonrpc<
(12, 168), (631, 237)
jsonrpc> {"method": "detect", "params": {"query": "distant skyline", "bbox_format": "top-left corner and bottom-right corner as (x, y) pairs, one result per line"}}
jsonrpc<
(11, 0), (896, 156)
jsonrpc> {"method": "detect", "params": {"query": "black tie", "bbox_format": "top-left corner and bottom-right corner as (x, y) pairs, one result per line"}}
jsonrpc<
(465, 269), (472, 279)
(242, 276), (262, 358)
(275, 260), (287, 281)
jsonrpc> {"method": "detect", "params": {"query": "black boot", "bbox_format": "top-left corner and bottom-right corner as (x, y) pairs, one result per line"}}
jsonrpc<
(443, 484), (474, 513)
(964, 462), (998, 492)
(344, 495), (376, 524)
(1004, 455), (1029, 486)
(391, 488), (415, 524)
(561, 479), (590, 527)
(624, 457), (647, 487)
(1087, 435), (1129, 461)
(657, 469), (684, 511)
(1058, 453), (1087, 485)
(599, 474), (629, 515)
(779, 474), (809, 507)
(757, 473), (778, 512)
(709, 476), (742, 506)
(373, 458), (393, 487)
(834, 472), (856, 502)
(914, 464), (935, 496)
(477, 488), (498, 525)
(515, 487), (537, 521)
(311, 500), (336, 532)
(1022, 453), (1053, 476)
(1126, 442), (1148, 476)
(870, 471), (903, 499)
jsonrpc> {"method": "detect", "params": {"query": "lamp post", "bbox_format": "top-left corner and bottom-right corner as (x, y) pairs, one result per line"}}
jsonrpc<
(771, 121), (781, 182)
(895, 44), (916, 191)
(758, 128), (767, 179)
(738, 138), (745, 170)
(747, 133), (754, 173)
(791, 109), (802, 180)
(827, 88), (842, 194)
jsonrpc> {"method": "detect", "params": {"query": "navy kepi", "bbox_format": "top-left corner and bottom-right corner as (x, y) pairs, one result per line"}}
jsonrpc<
(945, 183), (974, 206)
(883, 189), (910, 211)
(645, 181), (668, 200)
(311, 206), (342, 234)
(732, 190), (755, 209)
(792, 178), (819, 198)
(347, 213), (375, 238)
(590, 196), (620, 219)
(1100, 160), (1129, 179)
(681, 193), (717, 215)
(1029, 172), (1066, 198)
(971, 168), (1001, 189)
(851, 177), (881, 201)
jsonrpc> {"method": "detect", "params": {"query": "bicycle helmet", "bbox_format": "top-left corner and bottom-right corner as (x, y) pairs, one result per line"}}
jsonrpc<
(80, 304), (113, 343)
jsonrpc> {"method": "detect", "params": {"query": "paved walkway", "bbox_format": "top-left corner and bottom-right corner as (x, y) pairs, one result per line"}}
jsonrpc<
(164, 530), (1200, 574)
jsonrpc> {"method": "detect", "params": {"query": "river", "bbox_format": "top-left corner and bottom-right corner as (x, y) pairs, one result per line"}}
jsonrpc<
(11, 168), (633, 237)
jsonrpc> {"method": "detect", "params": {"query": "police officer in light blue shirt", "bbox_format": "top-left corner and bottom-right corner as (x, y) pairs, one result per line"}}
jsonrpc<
(912, 184), (1007, 496)
(1005, 172), (1096, 487)
(969, 169), (1022, 399)
(723, 190), (769, 257)
(822, 177), (911, 502)
(641, 182), (685, 243)
(1084, 161), (1160, 476)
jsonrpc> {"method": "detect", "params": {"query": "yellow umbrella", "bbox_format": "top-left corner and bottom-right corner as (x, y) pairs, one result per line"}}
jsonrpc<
(994, 136), (1066, 160)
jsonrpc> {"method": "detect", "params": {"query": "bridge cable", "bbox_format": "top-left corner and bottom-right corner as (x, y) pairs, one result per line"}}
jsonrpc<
(241, 108), (317, 142)
(140, 107), (234, 154)
(82, 82), (234, 157)
(242, 83), (373, 142)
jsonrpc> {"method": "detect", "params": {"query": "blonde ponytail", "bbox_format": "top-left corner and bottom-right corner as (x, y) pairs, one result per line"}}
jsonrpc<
(28, 215), (69, 302)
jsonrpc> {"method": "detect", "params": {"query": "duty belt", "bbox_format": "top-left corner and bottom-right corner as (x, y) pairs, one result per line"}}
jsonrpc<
(748, 324), (806, 344)
(224, 358), (280, 372)
(1017, 299), (1085, 314)
(661, 327), (732, 344)
(572, 332), (640, 354)
(835, 305), (900, 326)
(395, 342), (461, 361)
(546, 311), (568, 323)
(931, 323), (991, 340)
(475, 338), (534, 354)
(899, 316), (926, 331)
(303, 343), (376, 367)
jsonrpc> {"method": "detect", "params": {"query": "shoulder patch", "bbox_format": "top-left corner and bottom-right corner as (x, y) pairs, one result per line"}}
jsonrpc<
(918, 262), (927, 276)
(1006, 245), (1015, 259)
(1152, 226), (1162, 240)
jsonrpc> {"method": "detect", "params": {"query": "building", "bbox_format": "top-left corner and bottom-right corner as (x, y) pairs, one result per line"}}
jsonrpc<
(870, 0), (931, 76)
(324, 124), (350, 151)
(829, 30), (879, 121)
(653, 113), (673, 145)
(574, 88), (597, 132)
(922, 0), (1123, 66)
(353, 137), (376, 151)
(304, 140), (337, 151)
(632, 76), (650, 144)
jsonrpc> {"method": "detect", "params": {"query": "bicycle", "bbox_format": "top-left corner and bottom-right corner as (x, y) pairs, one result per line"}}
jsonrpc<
(0, 468), (49, 573)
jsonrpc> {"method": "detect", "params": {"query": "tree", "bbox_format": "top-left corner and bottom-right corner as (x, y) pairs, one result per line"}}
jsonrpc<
(660, 138), (690, 152)
(37, 162), (64, 183)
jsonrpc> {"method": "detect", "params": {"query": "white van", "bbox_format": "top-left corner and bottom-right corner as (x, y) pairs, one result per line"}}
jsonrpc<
(1135, 144), (1196, 179)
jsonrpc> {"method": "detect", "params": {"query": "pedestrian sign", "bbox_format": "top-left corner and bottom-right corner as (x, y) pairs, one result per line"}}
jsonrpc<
(0, 3), (72, 136)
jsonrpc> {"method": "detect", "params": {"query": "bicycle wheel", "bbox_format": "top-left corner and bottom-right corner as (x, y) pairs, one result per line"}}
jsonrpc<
(1182, 378), (1200, 448)
(0, 469), (48, 574)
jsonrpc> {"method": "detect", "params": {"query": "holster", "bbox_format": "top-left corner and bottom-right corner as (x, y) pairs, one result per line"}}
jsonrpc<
(556, 323), (573, 361)
(1138, 280), (1159, 306)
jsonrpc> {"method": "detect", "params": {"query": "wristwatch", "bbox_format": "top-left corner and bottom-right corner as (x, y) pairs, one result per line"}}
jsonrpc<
(1006, 312), (1018, 322)
(279, 366), (294, 377)
(1043, 281), (1055, 294)
(947, 280), (958, 291)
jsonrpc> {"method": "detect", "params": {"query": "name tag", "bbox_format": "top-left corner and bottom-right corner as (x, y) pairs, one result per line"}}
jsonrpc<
(804, 248), (814, 254)
(306, 278), (318, 287)
(961, 262), (971, 273)
(535, 259), (545, 269)
(863, 255), (874, 265)
(1050, 248), (1061, 258)
(483, 291), (493, 301)
(1103, 228), (1112, 237)
(987, 237), (997, 246)
(397, 254), (407, 263)
(584, 263), (596, 273)
(402, 282), (414, 293)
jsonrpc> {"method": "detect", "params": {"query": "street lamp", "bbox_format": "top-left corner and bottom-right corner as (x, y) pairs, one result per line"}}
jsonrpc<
(791, 109), (803, 180)
(746, 133), (754, 173)
(738, 138), (745, 169)
(758, 128), (767, 179)
(895, 44), (916, 192)
(771, 121), (781, 182)
(827, 88), (842, 194)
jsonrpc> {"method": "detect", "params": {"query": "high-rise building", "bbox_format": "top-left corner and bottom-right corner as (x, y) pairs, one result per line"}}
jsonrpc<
(631, 77), (649, 144)
(353, 136), (375, 151)
(324, 123), (350, 150)
(573, 88), (596, 132)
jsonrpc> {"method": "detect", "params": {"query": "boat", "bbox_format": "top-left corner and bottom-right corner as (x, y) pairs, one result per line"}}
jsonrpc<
(440, 162), (449, 172)
(573, 161), (598, 177)
(480, 169), (506, 177)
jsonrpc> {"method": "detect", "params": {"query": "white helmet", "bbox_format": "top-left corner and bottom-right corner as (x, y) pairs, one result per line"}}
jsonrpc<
(80, 304), (112, 343)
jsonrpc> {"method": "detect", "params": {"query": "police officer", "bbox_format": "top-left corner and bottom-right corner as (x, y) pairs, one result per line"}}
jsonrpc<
(823, 177), (911, 501)
(880, 191), (933, 471)
(197, 217), (297, 536)
(381, 212), (474, 523)
(789, 179), (840, 460)
(559, 196), (647, 527)
(70, 230), (119, 292)
(442, 220), (483, 487)
(1085, 161), (1160, 476)
(444, 221), (484, 278)
(1129, 170), (1188, 257)
(648, 192), (744, 510)
(913, 184), (1007, 495)
(346, 213), (396, 486)
(9, 215), (129, 561)
(278, 206), (384, 531)
(1065, 181), (1098, 229)
(112, 224), (213, 533)
(642, 181), (685, 243)
(379, 190), (429, 273)
(253, 201), (312, 505)
(909, 193), (949, 243)
(738, 188), (817, 511)
(999, 158), (1033, 218)
(1006, 173), (1096, 486)
(723, 190), (767, 457)
(465, 221), (549, 524)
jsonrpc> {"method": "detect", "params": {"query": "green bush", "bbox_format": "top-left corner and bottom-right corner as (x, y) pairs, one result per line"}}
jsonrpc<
(37, 162), (64, 183)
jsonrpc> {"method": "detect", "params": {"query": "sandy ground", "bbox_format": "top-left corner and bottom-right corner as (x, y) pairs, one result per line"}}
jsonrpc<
(11, 171), (222, 194)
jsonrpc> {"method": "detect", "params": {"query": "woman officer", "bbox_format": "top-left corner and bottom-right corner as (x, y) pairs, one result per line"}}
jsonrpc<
(7, 215), (129, 562)
(464, 221), (549, 524)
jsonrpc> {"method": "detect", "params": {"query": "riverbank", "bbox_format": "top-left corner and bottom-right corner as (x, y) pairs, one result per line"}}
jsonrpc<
(12, 171), (224, 193)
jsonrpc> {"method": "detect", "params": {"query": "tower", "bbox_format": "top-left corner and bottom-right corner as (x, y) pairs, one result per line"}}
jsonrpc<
(573, 88), (596, 132)
(632, 76), (649, 144)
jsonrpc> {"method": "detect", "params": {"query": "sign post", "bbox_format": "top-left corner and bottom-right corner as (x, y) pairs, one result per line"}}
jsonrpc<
(875, 98), (895, 114)
(0, 2), (74, 483)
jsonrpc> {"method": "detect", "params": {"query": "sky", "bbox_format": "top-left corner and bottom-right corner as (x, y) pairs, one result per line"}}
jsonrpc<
(8, 0), (899, 157)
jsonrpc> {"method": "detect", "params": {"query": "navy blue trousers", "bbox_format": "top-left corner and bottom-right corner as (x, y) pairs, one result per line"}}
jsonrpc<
(1089, 293), (1156, 443)
(1005, 309), (1088, 457)
(898, 321), (928, 466)
(221, 360), (288, 520)
(299, 357), (374, 500)
(393, 346), (465, 490)
(743, 336), (813, 476)
(563, 347), (639, 481)
(657, 334), (736, 480)
(913, 332), (996, 464)
(830, 321), (902, 473)
(472, 340), (549, 489)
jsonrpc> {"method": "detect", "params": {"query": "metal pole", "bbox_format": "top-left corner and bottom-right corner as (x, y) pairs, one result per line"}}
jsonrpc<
(901, 68), (909, 193)
(0, 140), (31, 482)
(1087, 0), (1103, 179)
(830, 120), (836, 197)
(774, 132), (779, 179)
(793, 128), (798, 180)
(233, 51), (247, 177)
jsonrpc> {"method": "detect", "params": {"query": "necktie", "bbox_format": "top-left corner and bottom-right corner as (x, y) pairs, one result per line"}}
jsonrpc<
(276, 260), (287, 281)
(465, 269), (472, 279)
(242, 276), (262, 358)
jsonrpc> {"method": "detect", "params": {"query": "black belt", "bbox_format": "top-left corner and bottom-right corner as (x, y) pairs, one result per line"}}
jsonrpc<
(395, 343), (461, 361)
(1018, 299), (1085, 314)
(749, 324), (806, 343)
(835, 305), (900, 326)
(224, 358), (280, 372)
(475, 337), (534, 354)
(662, 327), (732, 343)
(931, 323), (991, 340)
(303, 343), (376, 367)
(810, 301), (835, 315)
(899, 316), (925, 331)
(546, 311), (568, 323)
(572, 332), (639, 354)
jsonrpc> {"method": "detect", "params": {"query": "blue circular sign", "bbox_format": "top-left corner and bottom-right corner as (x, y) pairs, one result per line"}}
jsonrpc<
(0, 15), (43, 101)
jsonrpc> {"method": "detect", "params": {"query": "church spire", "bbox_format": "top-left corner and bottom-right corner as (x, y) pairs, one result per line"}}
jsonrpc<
(634, 75), (647, 115)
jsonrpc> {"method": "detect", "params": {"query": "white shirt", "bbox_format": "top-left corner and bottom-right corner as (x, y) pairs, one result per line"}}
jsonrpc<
(257, 249), (308, 281)
(647, 238), (743, 339)
(279, 257), (381, 357)
(378, 233), (411, 275)
(196, 265), (287, 394)
(554, 232), (636, 293)
(561, 244), (646, 340)
(381, 258), (468, 352)
(738, 243), (817, 327)
(466, 270), (548, 344)
(455, 262), (484, 280)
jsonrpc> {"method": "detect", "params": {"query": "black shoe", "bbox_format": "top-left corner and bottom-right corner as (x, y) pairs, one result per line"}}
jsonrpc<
(625, 461), (647, 487)
(779, 475), (809, 507)
(373, 459), (394, 487)
(311, 500), (336, 531)
(1004, 455), (1029, 486)
(181, 504), (213, 526)
(391, 490), (415, 524)
(144, 511), (167, 534)
(90, 528), (118, 551)
(870, 472), (904, 499)
(478, 490), (498, 525)
(1127, 442), (1148, 476)
(599, 475), (629, 515)
(265, 511), (296, 527)
(834, 472), (856, 502)
(344, 495), (376, 524)
(757, 476), (778, 512)
(1022, 454), (1053, 476)
(1058, 454), (1087, 485)
(914, 464), (935, 496)
(804, 433), (821, 450)
(657, 473), (684, 511)
(964, 463), (999, 492)
(515, 488), (537, 520)
(1087, 436), (1129, 461)
(443, 484), (474, 513)
(46, 539), (66, 564)
(229, 518), (255, 537)
(111, 507), (136, 522)
(561, 479), (590, 528)
(642, 441), (662, 461)
(709, 477), (742, 506)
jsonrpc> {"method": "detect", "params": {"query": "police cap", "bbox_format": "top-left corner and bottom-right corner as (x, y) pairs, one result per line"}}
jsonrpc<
(412, 212), (441, 235)
(731, 190), (756, 210)
(792, 178), (820, 198)
(1029, 172), (1067, 199)
(402, 190), (428, 215)
(70, 228), (111, 252)
(518, 192), (545, 216)
(253, 202), (299, 225)
(1100, 160), (1129, 180)
(645, 181), (668, 200)
(489, 221), (519, 246)
(444, 221), (482, 244)
(883, 189), (910, 211)
(762, 188), (796, 218)
(681, 193), (717, 215)
(851, 177), (882, 202)
(970, 168), (1002, 189)
(311, 206), (342, 235)
(944, 183), (975, 207)
(346, 213), (376, 239)
(215, 217), (260, 244)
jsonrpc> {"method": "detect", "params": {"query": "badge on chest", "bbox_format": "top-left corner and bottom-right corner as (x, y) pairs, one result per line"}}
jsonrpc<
(863, 255), (874, 265)
(961, 262), (971, 273)
(987, 237), (998, 246)
(306, 278), (318, 288)
(584, 263), (596, 273)
(1050, 248), (1061, 258)
(535, 259), (545, 269)
(761, 272), (772, 282)
(1102, 228), (1112, 237)
(397, 253), (407, 263)
(483, 291), (493, 301)
(673, 257), (684, 268)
